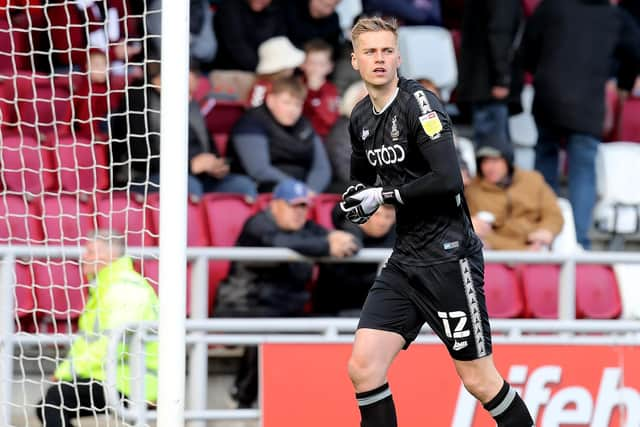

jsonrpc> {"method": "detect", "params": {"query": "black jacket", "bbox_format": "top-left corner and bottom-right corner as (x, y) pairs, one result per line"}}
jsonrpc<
(215, 210), (330, 317)
(313, 204), (395, 315)
(213, 0), (286, 71)
(457, 0), (524, 112)
(521, 0), (640, 137)
(285, 0), (343, 56)
(110, 83), (161, 185)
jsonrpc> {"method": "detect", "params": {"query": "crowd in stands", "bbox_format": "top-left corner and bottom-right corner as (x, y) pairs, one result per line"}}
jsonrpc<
(2, 1), (640, 324)
(2, 0), (640, 417)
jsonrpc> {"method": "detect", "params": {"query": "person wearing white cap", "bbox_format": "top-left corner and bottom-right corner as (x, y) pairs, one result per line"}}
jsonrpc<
(248, 36), (306, 107)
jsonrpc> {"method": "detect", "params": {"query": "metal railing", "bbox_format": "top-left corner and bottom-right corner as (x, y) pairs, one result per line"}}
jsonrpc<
(3, 246), (640, 426)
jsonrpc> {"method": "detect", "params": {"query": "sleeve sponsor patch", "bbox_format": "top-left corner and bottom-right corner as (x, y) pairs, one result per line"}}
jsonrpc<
(419, 111), (442, 138)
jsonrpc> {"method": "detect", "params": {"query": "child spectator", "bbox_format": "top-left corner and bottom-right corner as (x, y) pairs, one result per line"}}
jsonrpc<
(247, 36), (305, 107)
(300, 39), (340, 139)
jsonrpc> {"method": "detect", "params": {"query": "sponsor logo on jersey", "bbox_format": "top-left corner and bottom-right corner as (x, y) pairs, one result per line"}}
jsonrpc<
(443, 241), (460, 250)
(390, 115), (400, 141)
(419, 111), (443, 139)
(361, 128), (369, 141)
(413, 90), (432, 114)
(366, 144), (406, 166)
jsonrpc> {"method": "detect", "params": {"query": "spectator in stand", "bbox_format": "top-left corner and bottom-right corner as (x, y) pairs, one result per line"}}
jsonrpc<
(520, 0), (640, 249)
(457, 0), (524, 150)
(465, 134), (564, 251)
(301, 39), (340, 139)
(35, 230), (159, 427)
(325, 80), (368, 192)
(147, 0), (217, 66)
(313, 203), (396, 316)
(285, 0), (343, 57)
(212, 0), (286, 71)
(229, 76), (332, 193)
(362, 0), (443, 26)
(187, 64), (258, 199)
(247, 36), (305, 107)
(110, 61), (161, 192)
(214, 179), (359, 408)
(64, 48), (125, 139)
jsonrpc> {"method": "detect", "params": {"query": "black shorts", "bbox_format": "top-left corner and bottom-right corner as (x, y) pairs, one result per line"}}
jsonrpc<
(358, 250), (492, 361)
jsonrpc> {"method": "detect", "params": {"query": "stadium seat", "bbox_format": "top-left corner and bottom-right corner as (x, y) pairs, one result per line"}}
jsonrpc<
(552, 198), (580, 253)
(201, 193), (257, 311)
(612, 263), (640, 319)
(33, 259), (86, 332)
(193, 74), (212, 104)
(96, 193), (157, 247)
(202, 99), (246, 136)
(509, 84), (537, 170)
(484, 264), (525, 318)
(0, 17), (30, 72)
(312, 193), (342, 230)
(618, 97), (640, 143)
(0, 135), (57, 197)
(522, 0), (542, 16)
(593, 142), (640, 239)
(32, 195), (94, 246)
(45, 2), (89, 67)
(397, 26), (457, 101)
(0, 194), (43, 244)
(575, 265), (621, 319)
(14, 261), (35, 331)
(519, 264), (560, 318)
(213, 133), (230, 157)
(0, 72), (72, 141)
(56, 136), (110, 194)
(147, 193), (210, 247)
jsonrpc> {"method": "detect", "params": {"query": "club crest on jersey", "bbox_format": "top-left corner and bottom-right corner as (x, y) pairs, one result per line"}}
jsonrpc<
(390, 115), (400, 141)
(413, 90), (432, 115)
(361, 128), (370, 141)
(419, 111), (443, 139)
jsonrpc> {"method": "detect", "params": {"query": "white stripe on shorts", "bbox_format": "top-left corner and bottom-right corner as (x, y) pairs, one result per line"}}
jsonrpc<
(459, 258), (487, 358)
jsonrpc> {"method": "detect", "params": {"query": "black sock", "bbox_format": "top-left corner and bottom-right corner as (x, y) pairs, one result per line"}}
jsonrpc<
(355, 383), (397, 427)
(483, 381), (534, 427)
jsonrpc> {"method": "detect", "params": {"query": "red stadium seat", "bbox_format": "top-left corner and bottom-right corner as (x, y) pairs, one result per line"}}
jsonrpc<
(203, 99), (245, 135)
(14, 261), (35, 330)
(0, 17), (30, 72)
(0, 72), (72, 141)
(193, 75), (212, 104)
(0, 194), (43, 244)
(213, 133), (229, 157)
(96, 193), (157, 247)
(32, 195), (94, 246)
(0, 135), (57, 196)
(483, 264), (525, 318)
(576, 265), (621, 319)
(202, 193), (257, 311)
(518, 264), (560, 318)
(311, 193), (342, 230)
(522, 0), (541, 17)
(133, 259), (198, 315)
(147, 193), (210, 247)
(56, 136), (110, 194)
(618, 97), (640, 143)
(33, 259), (86, 332)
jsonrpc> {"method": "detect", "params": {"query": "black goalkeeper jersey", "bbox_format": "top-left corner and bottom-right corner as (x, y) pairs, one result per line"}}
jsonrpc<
(349, 77), (482, 266)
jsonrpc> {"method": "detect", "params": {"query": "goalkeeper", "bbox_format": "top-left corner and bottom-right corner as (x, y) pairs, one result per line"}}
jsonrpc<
(36, 230), (158, 426)
(341, 16), (533, 427)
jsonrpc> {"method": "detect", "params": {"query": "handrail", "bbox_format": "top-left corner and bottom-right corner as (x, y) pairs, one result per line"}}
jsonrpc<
(100, 318), (640, 424)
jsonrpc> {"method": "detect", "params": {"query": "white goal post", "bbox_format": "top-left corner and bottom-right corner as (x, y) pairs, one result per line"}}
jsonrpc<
(0, 0), (190, 425)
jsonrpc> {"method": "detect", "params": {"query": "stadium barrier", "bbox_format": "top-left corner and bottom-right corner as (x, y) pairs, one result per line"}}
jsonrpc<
(3, 246), (640, 426)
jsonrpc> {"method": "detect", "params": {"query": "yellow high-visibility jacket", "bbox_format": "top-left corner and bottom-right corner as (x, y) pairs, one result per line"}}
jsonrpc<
(55, 256), (159, 402)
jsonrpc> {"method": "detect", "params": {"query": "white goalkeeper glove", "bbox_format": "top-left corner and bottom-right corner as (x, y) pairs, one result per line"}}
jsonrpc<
(340, 185), (403, 224)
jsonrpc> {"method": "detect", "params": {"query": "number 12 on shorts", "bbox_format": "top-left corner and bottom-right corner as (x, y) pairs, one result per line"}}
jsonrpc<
(437, 311), (470, 339)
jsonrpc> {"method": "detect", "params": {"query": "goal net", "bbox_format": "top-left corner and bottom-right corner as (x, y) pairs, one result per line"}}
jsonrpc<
(0, 1), (165, 425)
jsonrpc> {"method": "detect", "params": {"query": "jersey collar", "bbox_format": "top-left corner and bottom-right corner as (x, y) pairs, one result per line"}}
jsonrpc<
(372, 87), (399, 116)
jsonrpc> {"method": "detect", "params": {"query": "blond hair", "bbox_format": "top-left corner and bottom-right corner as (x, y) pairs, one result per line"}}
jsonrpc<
(351, 16), (399, 48)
